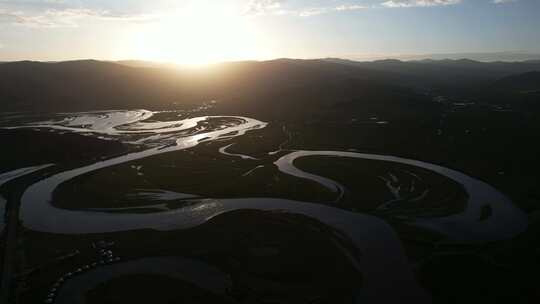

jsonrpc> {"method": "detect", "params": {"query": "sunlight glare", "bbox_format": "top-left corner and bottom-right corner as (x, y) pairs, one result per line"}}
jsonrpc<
(126, 1), (269, 66)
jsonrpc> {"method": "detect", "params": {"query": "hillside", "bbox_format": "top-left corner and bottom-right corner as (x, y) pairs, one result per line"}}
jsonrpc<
(326, 58), (540, 88)
(0, 59), (420, 117)
(493, 71), (540, 92)
(1, 58), (539, 118)
(0, 60), (191, 112)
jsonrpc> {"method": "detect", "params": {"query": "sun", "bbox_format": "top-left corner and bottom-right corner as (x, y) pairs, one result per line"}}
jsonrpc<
(125, 1), (270, 66)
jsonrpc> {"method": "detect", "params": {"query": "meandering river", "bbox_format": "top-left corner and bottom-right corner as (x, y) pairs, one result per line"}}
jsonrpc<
(1, 109), (529, 303)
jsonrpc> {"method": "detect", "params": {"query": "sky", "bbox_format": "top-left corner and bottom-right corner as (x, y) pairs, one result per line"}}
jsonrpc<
(0, 0), (539, 65)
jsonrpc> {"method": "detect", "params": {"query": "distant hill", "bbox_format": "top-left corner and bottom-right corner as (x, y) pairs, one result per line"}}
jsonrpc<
(0, 60), (198, 112)
(493, 71), (540, 92)
(115, 60), (179, 69)
(1, 58), (540, 117)
(347, 52), (540, 62)
(0, 59), (410, 114)
(325, 58), (540, 88)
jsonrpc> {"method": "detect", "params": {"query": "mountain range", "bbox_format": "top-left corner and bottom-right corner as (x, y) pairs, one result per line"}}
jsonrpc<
(1, 58), (539, 116)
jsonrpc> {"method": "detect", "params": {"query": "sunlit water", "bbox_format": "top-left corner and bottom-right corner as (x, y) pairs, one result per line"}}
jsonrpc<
(1, 109), (529, 303)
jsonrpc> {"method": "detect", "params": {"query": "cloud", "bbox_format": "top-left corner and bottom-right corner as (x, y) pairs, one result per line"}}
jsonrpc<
(0, 8), (158, 27)
(382, 0), (462, 7)
(0, 0), (161, 27)
(335, 4), (370, 11)
(244, 1), (367, 17)
(493, 0), (518, 4)
(298, 4), (367, 17)
(0, 1), (369, 24)
(298, 7), (331, 17)
(243, 0), (283, 16)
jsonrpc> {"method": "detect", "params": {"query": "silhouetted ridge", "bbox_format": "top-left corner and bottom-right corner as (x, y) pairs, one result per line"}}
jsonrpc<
(2, 58), (540, 114)
(493, 71), (540, 92)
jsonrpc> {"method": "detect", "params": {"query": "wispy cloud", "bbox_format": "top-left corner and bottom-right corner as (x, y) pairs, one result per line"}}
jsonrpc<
(0, 8), (158, 27)
(299, 4), (368, 17)
(0, 0), (479, 27)
(382, 0), (462, 7)
(244, 1), (368, 17)
(335, 4), (370, 12)
(493, 0), (518, 4)
(243, 0), (283, 16)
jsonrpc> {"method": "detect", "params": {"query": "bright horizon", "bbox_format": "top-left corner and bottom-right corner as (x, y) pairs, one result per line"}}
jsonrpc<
(1, 0), (540, 65)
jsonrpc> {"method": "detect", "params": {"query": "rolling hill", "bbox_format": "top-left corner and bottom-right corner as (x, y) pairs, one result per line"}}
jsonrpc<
(1, 58), (539, 118)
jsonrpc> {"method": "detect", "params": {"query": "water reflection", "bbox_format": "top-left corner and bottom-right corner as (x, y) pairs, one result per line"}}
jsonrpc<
(1, 109), (530, 303)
